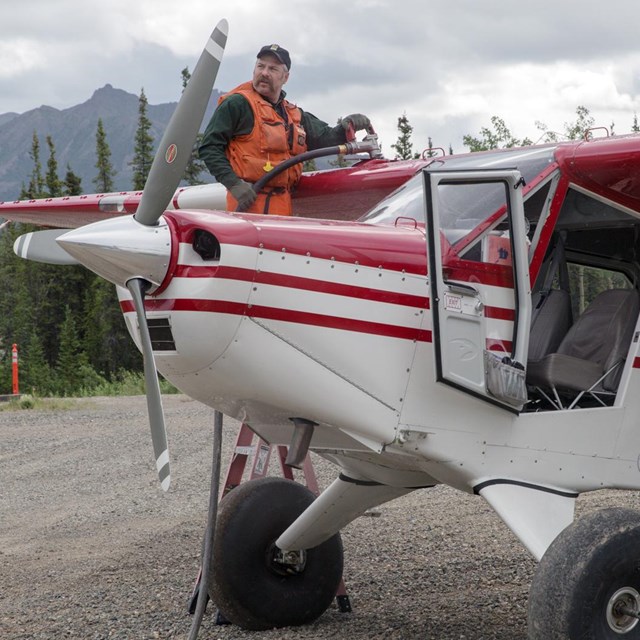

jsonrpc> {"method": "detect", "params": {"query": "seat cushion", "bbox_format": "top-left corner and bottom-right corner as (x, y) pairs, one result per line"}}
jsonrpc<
(527, 353), (602, 391)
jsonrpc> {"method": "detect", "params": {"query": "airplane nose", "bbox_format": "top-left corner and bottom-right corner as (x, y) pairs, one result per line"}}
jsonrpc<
(57, 216), (172, 291)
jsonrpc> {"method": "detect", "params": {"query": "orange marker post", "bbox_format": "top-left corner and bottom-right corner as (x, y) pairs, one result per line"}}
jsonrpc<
(12, 343), (19, 395)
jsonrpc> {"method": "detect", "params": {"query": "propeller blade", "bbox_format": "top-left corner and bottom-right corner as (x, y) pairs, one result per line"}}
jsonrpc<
(134, 19), (229, 227)
(14, 229), (80, 265)
(127, 277), (171, 492)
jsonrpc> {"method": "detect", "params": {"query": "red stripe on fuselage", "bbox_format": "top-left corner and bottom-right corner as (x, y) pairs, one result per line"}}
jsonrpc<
(120, 297), (432, 342)
(174, 264), (430, 309)
(484, 306), (515, 321)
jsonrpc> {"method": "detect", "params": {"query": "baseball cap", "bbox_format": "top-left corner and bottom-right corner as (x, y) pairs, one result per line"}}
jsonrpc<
(257, 44), (291, 70)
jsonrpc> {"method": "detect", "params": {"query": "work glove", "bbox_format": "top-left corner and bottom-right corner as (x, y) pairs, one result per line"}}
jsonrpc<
(341, 113), (371, 132)
(230, 180), (257, 211)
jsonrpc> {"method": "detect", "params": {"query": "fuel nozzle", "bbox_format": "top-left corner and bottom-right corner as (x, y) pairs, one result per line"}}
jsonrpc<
(361, 125), (384, 159)
(343, 123), (384, 159)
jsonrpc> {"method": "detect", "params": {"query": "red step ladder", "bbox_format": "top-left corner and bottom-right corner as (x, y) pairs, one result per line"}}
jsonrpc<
(189, 422), (352, 618)
(222, 422), (320, 494)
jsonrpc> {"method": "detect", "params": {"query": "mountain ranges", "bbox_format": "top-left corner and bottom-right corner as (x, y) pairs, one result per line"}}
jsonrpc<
(0, 84), (220, 202)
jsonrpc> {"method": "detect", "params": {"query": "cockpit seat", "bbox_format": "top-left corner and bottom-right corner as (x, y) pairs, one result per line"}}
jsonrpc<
(528, 289), (572, 362)
(527, 288), (639, 409)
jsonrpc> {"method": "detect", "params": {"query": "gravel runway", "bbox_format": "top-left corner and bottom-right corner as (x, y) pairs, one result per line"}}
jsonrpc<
(3, 395), (640, 639)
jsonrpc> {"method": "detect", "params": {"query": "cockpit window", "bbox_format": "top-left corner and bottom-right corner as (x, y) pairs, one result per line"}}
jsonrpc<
(359, 172), (509, 243)
(359, 173), (424, 225)
(359, 145), (558, 227)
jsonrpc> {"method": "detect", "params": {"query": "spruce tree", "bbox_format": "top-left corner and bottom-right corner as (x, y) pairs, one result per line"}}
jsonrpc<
(21, 131), (45, 199)
(64, 165), (83, 195)
(0, 228), (31, 366)
(0, 227), (60, 394)
(130, 88), (154, 190)
(55, 306), (97, 396)
(22, 332), (53, 396)
(82, 277), (142, 378)
(423, 136), (435, 159)
(391, 113), (418, 160)
(45, 135), (62, 197)
(93, 118), (116, 192)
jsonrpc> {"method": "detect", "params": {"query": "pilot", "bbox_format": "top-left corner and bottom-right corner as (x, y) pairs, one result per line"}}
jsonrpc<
(198, 44), (371, 215)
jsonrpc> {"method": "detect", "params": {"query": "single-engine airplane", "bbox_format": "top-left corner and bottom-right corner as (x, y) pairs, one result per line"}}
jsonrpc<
(6, 18), (640, 639)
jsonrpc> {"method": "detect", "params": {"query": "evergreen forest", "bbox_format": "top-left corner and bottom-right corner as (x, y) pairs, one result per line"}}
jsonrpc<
(0, 79), (204, 397)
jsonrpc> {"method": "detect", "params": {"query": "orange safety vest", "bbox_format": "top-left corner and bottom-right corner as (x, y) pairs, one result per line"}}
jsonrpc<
(219, 81), (308, 215)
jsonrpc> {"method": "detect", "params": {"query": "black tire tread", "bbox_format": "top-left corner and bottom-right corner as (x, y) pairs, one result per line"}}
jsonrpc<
(528, 507), (640, 640)
(210, 477), (343, 630)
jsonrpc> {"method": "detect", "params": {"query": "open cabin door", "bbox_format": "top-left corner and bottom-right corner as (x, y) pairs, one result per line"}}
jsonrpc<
(424, 169), (532, 410)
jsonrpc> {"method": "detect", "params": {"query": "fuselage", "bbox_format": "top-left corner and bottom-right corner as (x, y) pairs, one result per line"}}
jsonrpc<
(113, 157), (640, 499)
(8, 136), (640, 502)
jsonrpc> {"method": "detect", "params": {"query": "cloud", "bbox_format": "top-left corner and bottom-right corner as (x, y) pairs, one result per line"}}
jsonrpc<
(1, 0), (640, 154)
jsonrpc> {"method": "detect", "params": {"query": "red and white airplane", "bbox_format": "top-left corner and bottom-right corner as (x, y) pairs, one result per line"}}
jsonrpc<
(5, 18), (640, 639)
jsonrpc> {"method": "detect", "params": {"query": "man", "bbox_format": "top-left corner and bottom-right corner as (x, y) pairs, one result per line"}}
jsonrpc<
(198, 44), (371, 215)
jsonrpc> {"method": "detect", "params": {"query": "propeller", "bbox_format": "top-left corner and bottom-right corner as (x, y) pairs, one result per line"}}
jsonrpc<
(14, 229), (79, 265)
(54, 20), (227, 491)
(123, 19), (228, 490)
(127, 278), (171, 490)
(136, 19), (228, 227)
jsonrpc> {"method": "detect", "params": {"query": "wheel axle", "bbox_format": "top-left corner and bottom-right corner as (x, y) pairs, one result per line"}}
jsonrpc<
(607, 587), (640, 633)
(270, 546), (307, 575)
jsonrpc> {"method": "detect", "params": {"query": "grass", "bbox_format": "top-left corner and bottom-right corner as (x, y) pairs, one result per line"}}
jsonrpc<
(81, 370), (179, 397)
(1, 372), (179, 411)
(0, 394), (86, 411)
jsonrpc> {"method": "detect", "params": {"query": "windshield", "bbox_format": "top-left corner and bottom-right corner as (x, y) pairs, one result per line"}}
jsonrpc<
(359, 145), (558, 226)
(359, 173), (425, 225)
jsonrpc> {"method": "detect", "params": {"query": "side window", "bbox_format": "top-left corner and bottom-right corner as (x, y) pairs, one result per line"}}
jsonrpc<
(567, 263), (632, 318)
(453, 180), (552, 266)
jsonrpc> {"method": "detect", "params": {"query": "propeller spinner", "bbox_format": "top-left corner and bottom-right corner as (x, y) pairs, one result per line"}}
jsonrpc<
(58, 19), (229, 491)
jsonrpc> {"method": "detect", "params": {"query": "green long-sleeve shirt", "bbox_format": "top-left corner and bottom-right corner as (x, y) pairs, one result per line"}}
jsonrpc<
(198, 89), (347, 189)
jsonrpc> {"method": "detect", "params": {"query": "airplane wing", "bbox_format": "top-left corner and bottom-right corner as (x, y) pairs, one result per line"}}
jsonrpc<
(0, 183), (228, 229)
(0, 158), (425, 229)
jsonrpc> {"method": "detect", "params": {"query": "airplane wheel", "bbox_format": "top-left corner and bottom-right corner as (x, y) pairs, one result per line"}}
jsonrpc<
(210, 477), (343, 630)
(528, 507), (640, 639)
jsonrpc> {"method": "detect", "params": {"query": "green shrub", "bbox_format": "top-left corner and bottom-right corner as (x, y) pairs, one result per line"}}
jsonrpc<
(19, 394), (35, 409)
(79, 370), (178, 396)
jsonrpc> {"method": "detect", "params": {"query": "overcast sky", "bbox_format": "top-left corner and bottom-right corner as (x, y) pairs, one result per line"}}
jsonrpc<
(2, 0), (640, 156)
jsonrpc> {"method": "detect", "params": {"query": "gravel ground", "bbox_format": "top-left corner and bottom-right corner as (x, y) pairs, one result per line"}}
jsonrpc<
(3, 394), (640, 640)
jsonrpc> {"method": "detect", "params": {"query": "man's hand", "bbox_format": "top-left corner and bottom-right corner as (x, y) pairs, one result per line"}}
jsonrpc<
(341, 113), (371, 132)
(230, 180), (257, 211)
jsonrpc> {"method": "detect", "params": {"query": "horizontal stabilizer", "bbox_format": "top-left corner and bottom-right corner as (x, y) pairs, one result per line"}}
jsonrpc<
(14, 229), (79, 265)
